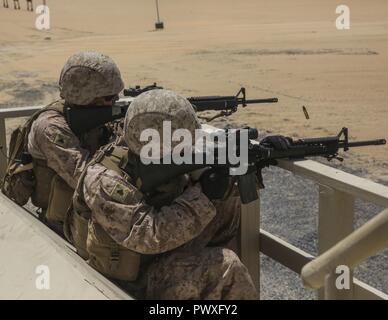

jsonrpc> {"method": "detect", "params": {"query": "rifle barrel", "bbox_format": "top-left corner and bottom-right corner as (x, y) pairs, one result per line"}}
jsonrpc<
(245, 98), (278, 104)
(340, 139), (386, 148)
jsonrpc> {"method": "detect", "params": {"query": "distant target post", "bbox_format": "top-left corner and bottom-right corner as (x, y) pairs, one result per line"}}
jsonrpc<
(155, 0), (164, 29)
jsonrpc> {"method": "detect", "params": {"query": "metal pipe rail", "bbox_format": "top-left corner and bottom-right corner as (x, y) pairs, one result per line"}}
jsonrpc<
(0, 106), (43, 178)
(301, 208), (388, 290)
(0, 106), (387, 300)
(273, 160), (388, 300)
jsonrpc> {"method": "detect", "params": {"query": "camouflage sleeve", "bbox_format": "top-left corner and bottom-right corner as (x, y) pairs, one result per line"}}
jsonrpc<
(83, 164), (217, 255)
(28, 111), (90, 189)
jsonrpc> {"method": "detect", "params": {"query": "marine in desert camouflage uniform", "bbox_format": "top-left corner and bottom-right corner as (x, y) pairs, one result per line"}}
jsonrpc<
(27, 51), (124, 229)
(68, 89), (258, 299)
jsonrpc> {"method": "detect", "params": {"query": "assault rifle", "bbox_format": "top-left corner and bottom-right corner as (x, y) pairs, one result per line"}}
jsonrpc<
(124, 84), (278, 113)
(65, 86), (278, 135)
(122, 127), (386, 204)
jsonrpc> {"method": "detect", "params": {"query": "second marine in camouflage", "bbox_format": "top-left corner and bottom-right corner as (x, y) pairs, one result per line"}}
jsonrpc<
(27, 51), (124, 229)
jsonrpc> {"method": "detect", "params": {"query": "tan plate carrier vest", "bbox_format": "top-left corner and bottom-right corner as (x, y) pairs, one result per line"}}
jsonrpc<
(64, 144), (187, 282)
(65, 145), (141, 281)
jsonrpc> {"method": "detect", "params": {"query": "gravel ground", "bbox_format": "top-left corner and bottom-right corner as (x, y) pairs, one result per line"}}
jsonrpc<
(259, 163), (388, 300)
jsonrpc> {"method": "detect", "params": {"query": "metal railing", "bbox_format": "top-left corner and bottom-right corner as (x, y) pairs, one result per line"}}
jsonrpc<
(257, 159), (388, 299)
(0, 106), (42, 178)
(0, 106), (387, 300)
(301, 208), (388, 297)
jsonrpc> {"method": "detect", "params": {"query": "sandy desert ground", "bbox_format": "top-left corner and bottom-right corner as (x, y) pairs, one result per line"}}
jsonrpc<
(1, 0), (388, 183)
(0, 0), (387, 182)
(1, 0), (388, 299)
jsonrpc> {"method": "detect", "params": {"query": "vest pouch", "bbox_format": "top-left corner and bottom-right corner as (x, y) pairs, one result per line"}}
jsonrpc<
(1, 124), (35, 206)
(87, 221), (140, 281)
(2, 162), (35, 206)
(64, 208), (90, 260)
(31, 159), (56, 209)
(46, 174), (74, 223)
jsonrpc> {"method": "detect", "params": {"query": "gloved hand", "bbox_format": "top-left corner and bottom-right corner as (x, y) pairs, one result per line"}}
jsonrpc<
(199, 168), (230, 200)
(259, 135), (292, 151)
(147, 174), (190, 209)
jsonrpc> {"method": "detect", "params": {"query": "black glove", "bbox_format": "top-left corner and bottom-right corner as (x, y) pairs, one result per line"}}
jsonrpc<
(259, 135), (292, 151)
(199, 168), (230, 200)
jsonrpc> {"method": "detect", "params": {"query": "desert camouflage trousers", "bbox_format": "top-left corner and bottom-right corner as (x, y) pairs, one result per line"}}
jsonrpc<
(121, 186), (258, 300)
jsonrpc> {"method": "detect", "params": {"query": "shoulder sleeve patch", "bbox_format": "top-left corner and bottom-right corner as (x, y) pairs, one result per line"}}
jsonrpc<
(52, 132), (71, 147)
(110, 182), (131, 203)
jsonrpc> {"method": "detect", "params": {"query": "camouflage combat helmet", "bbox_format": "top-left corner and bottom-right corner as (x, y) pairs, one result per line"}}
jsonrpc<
(124, 89), (201, 158)
(59, 51), (124, 106)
